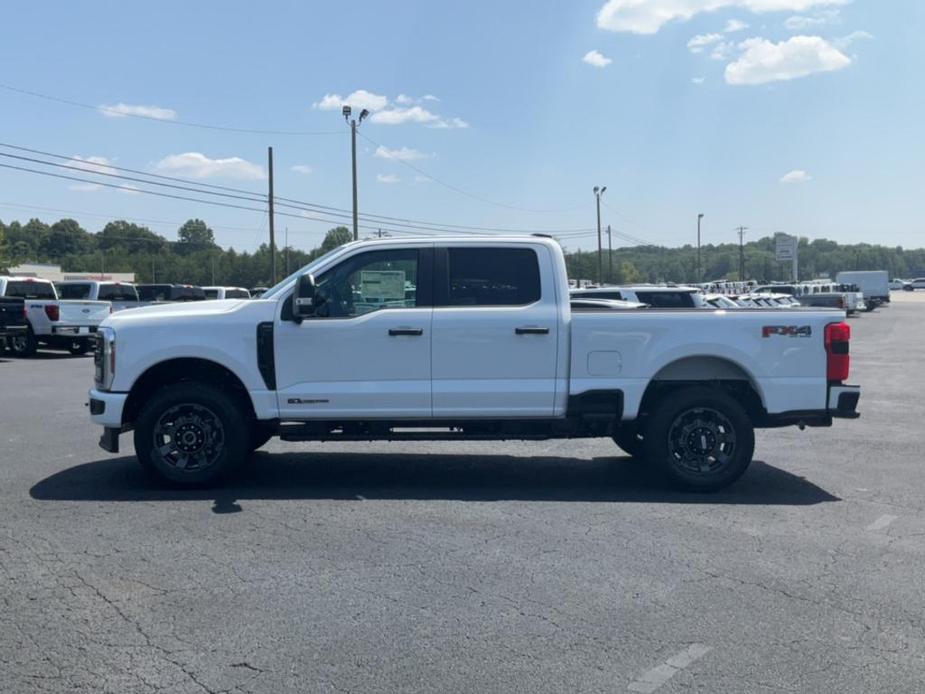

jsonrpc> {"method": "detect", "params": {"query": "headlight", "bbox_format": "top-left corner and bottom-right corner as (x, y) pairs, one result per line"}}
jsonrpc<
(95, 327), (116, 390)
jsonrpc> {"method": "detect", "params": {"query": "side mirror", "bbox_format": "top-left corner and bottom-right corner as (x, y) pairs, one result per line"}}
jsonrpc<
(292, 273), (316, 322)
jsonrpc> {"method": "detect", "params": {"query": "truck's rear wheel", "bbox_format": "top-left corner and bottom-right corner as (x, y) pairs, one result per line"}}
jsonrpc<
(134, 382), (248, 487)
(644, 387), (754, 492)
(8, 328), (36, 357)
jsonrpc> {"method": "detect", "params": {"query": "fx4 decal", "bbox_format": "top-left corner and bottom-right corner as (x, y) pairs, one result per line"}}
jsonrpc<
(762, 325), (812, 338)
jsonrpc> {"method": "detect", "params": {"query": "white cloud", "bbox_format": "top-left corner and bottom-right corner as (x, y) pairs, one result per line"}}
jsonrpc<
(99, 102), (177, 120)
(711, 40), (736, 60)
(688, 33), (723, 53)
(369, 106), (468, 129)
(692, 76), (706, 84)
(422, 94), (440, 102)
(596, 0), (848, 34)
(784, 8), (840, 29)
(395, 94), (413, 105)
(833, 30), (873, 50)
(583, 49), (613, 67)
(724, 18), (749, 32)
(724, 35), (851, 85)
(154, 152), (265, 180)
(376, 173), (401, 184)
(374, 145), (432, 161)
(780, 169), (812, 183)
(291, 164), (313, 175)
(313, 89), (389, 112)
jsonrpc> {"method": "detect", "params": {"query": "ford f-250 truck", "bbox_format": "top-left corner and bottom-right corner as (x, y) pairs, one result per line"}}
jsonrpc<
(1, 277), (111, 356)
(88, 237), (860, 491)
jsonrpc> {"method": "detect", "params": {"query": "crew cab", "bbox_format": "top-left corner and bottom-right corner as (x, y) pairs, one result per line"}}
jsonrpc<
(87, 237), (860, 492)
(0, 277), (110, 356)
(136, 284), (207, 303)
(56, 280), (143, 313)
(904, 278), (925, 291)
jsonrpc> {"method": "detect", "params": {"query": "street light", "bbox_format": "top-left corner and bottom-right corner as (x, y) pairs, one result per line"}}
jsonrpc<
(697, 213), (704, 283)
(593, 185), (607, 285)
(343, 105), (370, 241)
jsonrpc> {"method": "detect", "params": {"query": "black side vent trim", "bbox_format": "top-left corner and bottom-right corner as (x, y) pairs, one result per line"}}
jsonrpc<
(256, 322), (276, 390)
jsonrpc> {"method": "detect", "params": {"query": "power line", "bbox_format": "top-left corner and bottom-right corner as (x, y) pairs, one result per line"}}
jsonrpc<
(0, 83), (344, 136)
(0, 142), (599, 237)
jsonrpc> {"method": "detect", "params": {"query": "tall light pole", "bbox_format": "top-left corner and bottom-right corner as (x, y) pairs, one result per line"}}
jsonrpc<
(736, 226), (748, 281)
(697, 213), (704, 283)
(593, 185), (607, 286)
(606, 224), (613, 284)
(343, 105), (370, 241)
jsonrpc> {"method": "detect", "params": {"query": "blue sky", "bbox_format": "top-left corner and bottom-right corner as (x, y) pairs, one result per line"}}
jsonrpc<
(0, 0), (921, 252)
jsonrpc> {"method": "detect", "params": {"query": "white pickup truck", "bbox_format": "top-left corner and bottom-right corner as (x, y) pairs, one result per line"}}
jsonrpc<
(56, 280), (143, 313)
(0, 277), (111, 356)
(88, 237), (860, 491)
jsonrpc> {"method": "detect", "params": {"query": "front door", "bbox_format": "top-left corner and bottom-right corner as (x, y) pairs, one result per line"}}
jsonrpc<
(431, 244), (560, 418)
(275, 246), (433, 419)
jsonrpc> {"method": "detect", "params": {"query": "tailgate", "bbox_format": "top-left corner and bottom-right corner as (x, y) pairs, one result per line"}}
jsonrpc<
(58, 301), (111, 325)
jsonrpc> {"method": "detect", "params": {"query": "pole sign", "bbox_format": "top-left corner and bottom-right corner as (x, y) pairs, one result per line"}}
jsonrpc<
(775, 235), (797, 262)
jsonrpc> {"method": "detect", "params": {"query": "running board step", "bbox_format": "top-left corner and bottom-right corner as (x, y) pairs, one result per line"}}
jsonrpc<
(278, 426), (553, 443)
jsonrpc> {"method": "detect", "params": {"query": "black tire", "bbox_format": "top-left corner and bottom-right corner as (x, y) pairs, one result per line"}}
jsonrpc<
(249, 421), (275, 451)
(643, 386), (755, 492)
(612, 425), (646, 458)
(134, 382), (249, 487)
(9, 327), (37, 358)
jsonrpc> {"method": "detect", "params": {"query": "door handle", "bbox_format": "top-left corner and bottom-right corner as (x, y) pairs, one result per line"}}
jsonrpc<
(388, 328), (424, 336)
(515, 327), (550, 335)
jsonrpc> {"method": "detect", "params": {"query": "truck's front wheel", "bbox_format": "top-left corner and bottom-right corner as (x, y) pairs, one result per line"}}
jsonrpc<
(134, 382), (248, 487)
(644, 387), (754, 492)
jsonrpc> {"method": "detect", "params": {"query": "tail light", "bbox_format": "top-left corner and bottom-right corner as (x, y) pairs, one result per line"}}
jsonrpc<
(44, 304), (60, 321)
(825, 321), (850, 381)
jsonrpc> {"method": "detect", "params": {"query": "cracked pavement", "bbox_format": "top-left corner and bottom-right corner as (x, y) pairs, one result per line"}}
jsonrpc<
(2, 292), (925, 692)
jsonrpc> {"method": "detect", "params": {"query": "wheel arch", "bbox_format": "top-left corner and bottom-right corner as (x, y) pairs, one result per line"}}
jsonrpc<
(639, 355), (767, 421)
(122, 357), (256, 426)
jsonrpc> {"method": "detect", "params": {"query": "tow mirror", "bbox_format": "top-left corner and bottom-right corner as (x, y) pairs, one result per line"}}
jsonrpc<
(292, 273), (316, 322)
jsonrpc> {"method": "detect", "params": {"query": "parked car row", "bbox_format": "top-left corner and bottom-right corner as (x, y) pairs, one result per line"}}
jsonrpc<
(0, 277), (265, 357)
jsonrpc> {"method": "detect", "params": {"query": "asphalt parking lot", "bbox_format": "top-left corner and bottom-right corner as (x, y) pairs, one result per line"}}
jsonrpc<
(3, 294), (925, 693)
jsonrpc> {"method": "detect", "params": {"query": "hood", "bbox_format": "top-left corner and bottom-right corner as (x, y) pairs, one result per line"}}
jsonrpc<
(103, 299), (274, 329)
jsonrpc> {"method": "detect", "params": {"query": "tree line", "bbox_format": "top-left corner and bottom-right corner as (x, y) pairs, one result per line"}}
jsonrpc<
(1, 215), (923, 287)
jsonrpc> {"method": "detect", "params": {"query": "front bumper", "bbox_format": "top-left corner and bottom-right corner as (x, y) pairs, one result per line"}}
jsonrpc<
(88, 388), (128, 428)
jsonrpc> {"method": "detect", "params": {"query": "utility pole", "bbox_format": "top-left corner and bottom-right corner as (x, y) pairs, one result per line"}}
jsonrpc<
(285, 227), (290, 275)
(593, 186), (607, 286)
(606, 225), (613, 284)
(343, 105), (370, 240)
(151, 257), (155, 283)
(736, 226), (748, 281)
(211, 254), (215, 285)
(268, 146), (277, 284)
(697, 213), (704, 283)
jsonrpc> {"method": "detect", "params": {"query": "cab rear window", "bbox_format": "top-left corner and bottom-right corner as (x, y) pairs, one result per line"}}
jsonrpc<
(634, 291), (696, 308)
(5, 281), (56, 299)
(98, 285), (140, 301)
(57, 283), (91, 299)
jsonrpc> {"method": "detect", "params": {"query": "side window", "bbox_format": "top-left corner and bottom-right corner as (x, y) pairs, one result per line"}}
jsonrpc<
(636, 291), (695, 308)
(598, 291), (623, 300)
(445, 248), (540, 306)
(314, 249), (419, 318)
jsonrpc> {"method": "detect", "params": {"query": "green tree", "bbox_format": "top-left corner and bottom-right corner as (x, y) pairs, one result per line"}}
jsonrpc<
(39, 218), (93, 259)
(177, 218), (215, 248)
(320, 226), (352, 253)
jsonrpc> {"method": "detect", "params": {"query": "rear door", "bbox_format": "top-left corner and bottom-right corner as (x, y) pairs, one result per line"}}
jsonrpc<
(431, 244), (560, 417)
